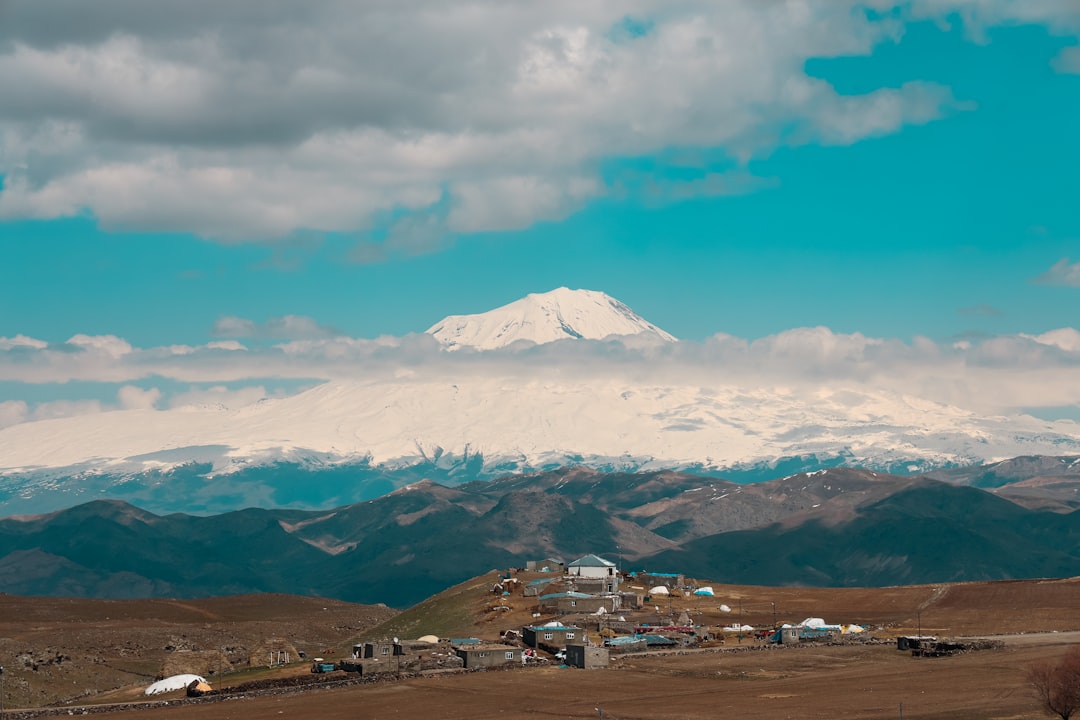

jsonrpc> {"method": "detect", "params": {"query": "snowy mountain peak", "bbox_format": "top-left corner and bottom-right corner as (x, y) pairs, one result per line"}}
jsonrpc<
(426, 288), (677, 350)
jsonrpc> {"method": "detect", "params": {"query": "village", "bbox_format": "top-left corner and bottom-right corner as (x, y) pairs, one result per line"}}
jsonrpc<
(134, 552), (1012, 701)
(320, 553), (875, 677)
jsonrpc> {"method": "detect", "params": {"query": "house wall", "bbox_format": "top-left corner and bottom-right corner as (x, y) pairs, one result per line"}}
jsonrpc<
(522, 626), (581, 648)
(565, 644), (609, 669)
(569, 565), (617, 579)
(553, 595), (620, 614)
(455, 646), (521, 669)
(573, 576), (619, 594)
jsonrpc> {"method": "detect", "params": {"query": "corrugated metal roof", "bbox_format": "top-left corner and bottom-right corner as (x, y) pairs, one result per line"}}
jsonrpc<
(539, 591), (592, 600)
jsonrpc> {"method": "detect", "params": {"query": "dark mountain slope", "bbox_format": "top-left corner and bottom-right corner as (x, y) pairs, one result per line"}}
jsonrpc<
(643, 480), (1080, 586)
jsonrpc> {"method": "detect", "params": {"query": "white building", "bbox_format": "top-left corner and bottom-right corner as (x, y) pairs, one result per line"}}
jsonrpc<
(567, 554), (619, 592)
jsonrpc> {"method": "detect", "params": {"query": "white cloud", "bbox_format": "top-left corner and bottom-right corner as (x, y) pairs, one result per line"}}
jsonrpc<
(0, 334), (47, 350)
(1034, 257), (1080, 286)
(212, 314), (340, 340)
(65, 334), (133, 357)
(1022, 328), (1080, 352)
(117, 385), (162, 410)
(0, 400), (29, 429)
(0, 1), (1002, 242)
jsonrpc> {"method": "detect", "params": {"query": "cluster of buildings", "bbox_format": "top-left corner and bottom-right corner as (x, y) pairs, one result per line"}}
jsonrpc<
(344, 553), (722, 675)
(342, 553), (868, 678)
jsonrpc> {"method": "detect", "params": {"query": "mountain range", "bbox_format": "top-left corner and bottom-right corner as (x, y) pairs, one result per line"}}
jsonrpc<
(2, 288), (1079, 516)
(2, 460), (1078, 607)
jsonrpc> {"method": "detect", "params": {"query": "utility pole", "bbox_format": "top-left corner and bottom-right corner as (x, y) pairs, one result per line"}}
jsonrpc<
(1, 664), (5, 717)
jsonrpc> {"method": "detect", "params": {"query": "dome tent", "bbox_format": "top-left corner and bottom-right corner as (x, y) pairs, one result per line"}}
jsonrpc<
(145, 674), (206, 696)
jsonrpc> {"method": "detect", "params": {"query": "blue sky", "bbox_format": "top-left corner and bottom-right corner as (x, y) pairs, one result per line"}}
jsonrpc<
(1, 2), (1079, 420)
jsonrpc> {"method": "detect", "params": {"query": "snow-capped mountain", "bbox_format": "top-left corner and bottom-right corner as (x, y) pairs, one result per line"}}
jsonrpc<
(426, 287), (677, 349)
(2, 288), (1080, 514)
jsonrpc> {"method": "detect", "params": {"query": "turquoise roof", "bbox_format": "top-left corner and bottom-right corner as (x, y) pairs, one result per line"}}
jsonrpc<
(539, 591), (592, 600)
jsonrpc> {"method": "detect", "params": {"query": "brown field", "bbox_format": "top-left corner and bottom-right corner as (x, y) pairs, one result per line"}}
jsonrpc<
(3, 576), (1080, 719)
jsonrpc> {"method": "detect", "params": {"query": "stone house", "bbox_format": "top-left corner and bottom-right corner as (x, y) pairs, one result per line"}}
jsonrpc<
(455, 644), (522, 669)
(565, 644), (609, 669)
(521, 624), (582, 649)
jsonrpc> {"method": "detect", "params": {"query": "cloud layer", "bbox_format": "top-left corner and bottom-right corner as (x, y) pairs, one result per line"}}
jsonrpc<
(3, 320), (1080, 429)
(0, 1), (1033, 245)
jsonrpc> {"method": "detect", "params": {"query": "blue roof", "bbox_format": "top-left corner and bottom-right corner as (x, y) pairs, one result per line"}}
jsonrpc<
(642, 572), (680, 577)
(525, 624), (578, 631)
(450, 637), (481, 645)
(527, 578), (555, 587)
(539, 591), (592, 600)
(642, 634), (678, 645)
(605, 635), (645, 646)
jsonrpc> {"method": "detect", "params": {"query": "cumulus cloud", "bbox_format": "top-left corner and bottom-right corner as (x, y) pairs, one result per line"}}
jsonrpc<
(0, 1), (1006, 244)
(1035, 258), (1080, 286)
(117, 384), (161, 410)
(0, 400), (29, 429)
(1022, 328), (1080, 352)
(0, 334), (48, 350)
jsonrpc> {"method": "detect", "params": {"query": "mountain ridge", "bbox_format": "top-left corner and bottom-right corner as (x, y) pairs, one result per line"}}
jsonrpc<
(2, 289), (1079, 515)
(3, 464), (1080, 606)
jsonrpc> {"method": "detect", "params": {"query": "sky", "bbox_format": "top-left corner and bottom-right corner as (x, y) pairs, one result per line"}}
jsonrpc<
(1, 1), (1079, 426)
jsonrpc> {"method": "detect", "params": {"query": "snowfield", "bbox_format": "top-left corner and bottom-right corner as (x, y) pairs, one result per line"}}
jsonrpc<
(0, 377), (1077, 478)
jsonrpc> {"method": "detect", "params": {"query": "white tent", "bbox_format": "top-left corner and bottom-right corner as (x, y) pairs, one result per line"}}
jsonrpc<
(719, 604), (731, 613)
(418, 635), (439, 643)
(649, 585), (670, 596)
(145, 674), (206, 696)
(693, 586), (714, 596)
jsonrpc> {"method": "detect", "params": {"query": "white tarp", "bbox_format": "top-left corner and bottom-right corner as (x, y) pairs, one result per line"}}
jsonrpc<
(719, 604), (731, 613)
(693, 586), (714, 596)
(649, 585), (670, 595)
(418, 635), (439, 643)
(145, 674), (206, 696)
(723, 624), (754, 632)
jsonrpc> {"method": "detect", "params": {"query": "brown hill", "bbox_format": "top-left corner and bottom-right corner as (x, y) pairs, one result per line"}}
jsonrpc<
(6, 576), (1080, 719)
(0, 593), (395, 709)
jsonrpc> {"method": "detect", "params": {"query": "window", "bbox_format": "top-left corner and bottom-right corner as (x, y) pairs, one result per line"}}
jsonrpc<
(505, 652), (515, 660)
(566, 632), (575, 639)
(571, 601), (577, 607)
(544, 633), (553, 640)
(477, 652), (487, 658)
(380, 647), (389, 655)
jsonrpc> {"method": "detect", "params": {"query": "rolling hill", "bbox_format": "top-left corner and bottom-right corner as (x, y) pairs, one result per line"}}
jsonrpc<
(3, 464), (1080, 607)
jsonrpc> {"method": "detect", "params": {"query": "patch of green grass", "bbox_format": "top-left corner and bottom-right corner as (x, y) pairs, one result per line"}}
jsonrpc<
(359, 576), (491, 641)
